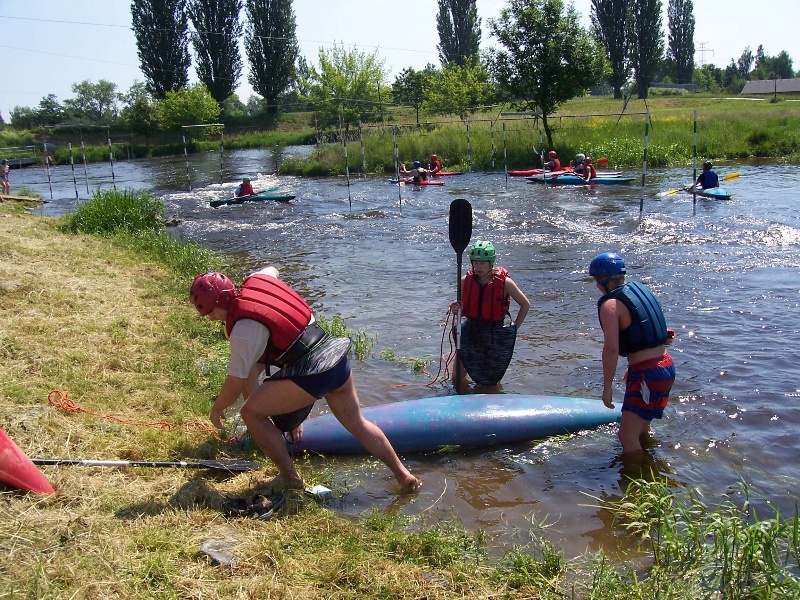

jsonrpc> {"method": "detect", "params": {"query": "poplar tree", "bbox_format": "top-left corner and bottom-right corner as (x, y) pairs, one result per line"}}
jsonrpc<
(591, 0), (632, 99)
(667, 0), (695, 84)
(187, 0), (244, 104)
(244, 0), (299, 116)
(629, 0), (664, 99)
(131, 0), (191, 99)
(436, 0), (482, 66)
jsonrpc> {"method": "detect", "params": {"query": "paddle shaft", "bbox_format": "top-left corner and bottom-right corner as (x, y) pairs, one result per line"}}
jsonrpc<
(31, 458), (261, 471)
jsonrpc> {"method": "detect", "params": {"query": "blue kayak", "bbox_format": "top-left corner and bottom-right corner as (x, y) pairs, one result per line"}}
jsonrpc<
(684, 187), (731, 200)
(290, 393), (619, 454)
(210, 191), (295, 207)
(526, 174), (634, 185)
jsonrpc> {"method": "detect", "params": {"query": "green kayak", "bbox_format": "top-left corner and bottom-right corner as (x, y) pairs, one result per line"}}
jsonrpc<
(210, 191), (296, 208)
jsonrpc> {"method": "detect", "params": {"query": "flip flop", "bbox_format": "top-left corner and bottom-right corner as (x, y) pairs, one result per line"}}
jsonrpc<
(249, 491), (286, 520)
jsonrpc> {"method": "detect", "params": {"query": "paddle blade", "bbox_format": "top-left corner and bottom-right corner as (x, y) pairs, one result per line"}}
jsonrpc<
(722, 172), (739, 181)
(30, 458), (261, 472)
(448, 199), (473, 255)
(596, 158), (609, 165)
(657, 189), (681, 197)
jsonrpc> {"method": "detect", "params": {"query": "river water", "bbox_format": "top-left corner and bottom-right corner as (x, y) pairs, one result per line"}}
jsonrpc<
(17, 148), (800, 559)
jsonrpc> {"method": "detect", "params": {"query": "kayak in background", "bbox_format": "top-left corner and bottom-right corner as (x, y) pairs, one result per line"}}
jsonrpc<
(0, 428), (54, 494)
(685, 187), (732, 200)
(526, 174), (635, 185)
(433, 170), (464, 176)
(210, 191), (296, 207)
(389, 178), (445, 186)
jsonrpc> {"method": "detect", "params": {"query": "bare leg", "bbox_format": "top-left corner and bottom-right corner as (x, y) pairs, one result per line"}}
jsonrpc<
(240, 379), (316, 490)
(618, 409), (650, 463)
(326, 375), (420, 493)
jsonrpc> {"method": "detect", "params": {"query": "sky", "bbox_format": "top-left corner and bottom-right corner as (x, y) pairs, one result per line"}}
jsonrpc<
(1, 0), (798, 120)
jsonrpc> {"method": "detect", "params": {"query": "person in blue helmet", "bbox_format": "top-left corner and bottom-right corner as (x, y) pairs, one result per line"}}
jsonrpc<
(589, 252), (675, 460)
(687, 161), (719, 191)
(400, 160), (429, 183)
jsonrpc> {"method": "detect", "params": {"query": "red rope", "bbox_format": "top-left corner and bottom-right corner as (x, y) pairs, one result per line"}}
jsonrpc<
(48, 390), (231, 443)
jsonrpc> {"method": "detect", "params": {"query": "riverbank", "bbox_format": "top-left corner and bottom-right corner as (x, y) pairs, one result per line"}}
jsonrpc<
(2, 194), (799, 599)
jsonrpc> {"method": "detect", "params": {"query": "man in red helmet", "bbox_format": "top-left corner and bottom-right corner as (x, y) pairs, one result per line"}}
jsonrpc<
(190, 267), (420, 494)
(544, 150), (561, 171)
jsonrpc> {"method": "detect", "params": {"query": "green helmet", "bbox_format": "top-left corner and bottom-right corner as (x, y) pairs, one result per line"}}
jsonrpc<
(575, 153), (585, 162)
(242, 176), (251, 183)
(469, 240), (496, 266)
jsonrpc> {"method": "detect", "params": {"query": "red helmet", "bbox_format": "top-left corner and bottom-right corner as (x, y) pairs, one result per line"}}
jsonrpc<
(548, 150), (557, 158)
(190, 272), (235, 315)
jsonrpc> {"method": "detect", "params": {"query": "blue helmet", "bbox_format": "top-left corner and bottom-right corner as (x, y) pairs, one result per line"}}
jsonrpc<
(589, 252), (626, 280)
(413, 160), (422, 168)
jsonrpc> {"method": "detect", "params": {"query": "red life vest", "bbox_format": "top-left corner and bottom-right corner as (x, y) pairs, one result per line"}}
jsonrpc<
(552, 158), (561, 170)
(225, 274), (312, 363)
(462, 267), (511, 322)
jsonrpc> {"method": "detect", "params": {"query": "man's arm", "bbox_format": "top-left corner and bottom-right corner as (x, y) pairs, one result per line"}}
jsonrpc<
(505, 277), (530, 328)
(598, 299), (621, 409)
(210, 375), (247, 429)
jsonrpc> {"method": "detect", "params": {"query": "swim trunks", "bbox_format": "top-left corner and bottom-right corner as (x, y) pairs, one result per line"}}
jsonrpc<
(622, 353), (675, 421)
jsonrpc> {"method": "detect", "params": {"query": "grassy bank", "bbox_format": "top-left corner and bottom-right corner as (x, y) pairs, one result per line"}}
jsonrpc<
(7, 95), (800, 174)
(1, 192), (799, 598)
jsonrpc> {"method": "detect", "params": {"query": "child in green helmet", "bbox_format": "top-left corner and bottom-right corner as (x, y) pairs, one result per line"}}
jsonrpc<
(234, 176), (255, 198)
(449, 240), (530, 392)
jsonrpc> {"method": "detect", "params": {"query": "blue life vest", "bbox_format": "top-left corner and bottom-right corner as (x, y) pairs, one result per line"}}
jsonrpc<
(698, 170), (718, 188)
(598, 281), (668, 356)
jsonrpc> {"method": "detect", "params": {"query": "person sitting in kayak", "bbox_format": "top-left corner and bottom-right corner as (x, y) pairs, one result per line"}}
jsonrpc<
(544, 150), (561, 171)
(234, 176), (255, 198)
(687, 161), (719, 191)
(570, 153), (586, 174)
(579, 156), (598, 182)
(401, 160), (429, 183)
(428, 153), (442, 175)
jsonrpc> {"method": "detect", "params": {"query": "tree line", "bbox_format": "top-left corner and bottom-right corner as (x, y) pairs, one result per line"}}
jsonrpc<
(4, 0), (796, 148)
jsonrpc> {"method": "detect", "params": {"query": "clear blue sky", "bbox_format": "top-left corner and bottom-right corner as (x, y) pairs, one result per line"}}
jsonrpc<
(0, 0), (797, 119)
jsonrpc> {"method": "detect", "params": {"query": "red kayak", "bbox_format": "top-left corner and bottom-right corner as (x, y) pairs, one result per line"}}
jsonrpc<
(389, 178), (445, 186)
(432, 171), (464, 176)
(0, 428), (54, 494)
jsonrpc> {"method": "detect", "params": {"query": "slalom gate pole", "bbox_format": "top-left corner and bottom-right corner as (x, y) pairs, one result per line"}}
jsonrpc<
(183, 134), (191, 191)
(692, 109), (698, 216)
(43, 143), (53, 200)
(68, 143), (78, 201)
(81, 135), (89, 194)
(640, 109), (650, 216)
(106, 128), (116, 191)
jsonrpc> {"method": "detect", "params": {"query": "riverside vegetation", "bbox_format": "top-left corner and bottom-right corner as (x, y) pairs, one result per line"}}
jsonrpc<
(1, 191), (799, 598)
(2, 95), (799, 176)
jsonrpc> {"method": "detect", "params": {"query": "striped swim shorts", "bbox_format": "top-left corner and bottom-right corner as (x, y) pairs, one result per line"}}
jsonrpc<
(622, 353), (675, 421)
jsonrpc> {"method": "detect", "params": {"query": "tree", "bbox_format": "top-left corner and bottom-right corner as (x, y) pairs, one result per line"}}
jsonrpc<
(37, 94), (66, 126)
(591, 0), (632, 99)
(244, 0), (298, 117)
(125, 95), (161, 140)
(392, 67), (432, 124)
(303, 43), (388, 127)
(629, 0), (664, 99)
(488, 0), (605, 148)
(10, 106), (39, 130)
(131, 0), (191, 99)
(64, 80), (119, 124)
(436, 0), (481, 67)
(157, 83), (221, 132)
(737, 47), (753, 78)
(425, 60), (494, 119)
(667, 0), (694, 84)
(764, 51), (794, 79)
(187, 0), (243, 105)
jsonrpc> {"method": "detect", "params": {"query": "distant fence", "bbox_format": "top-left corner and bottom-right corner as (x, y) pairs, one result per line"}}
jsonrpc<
(0, 145), (38, 168)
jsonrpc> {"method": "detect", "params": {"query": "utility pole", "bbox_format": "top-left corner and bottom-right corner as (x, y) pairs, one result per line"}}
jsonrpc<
(697, 42), (714, 67)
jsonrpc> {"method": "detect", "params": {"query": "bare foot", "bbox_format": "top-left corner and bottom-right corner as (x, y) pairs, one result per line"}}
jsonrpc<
(399, 476), (421, 494)
(261, 474), (304, 493)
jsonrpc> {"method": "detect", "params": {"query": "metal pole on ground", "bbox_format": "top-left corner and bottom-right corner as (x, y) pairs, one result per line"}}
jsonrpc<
(220, 131), (225, 184)
(640, 109), (650, 216)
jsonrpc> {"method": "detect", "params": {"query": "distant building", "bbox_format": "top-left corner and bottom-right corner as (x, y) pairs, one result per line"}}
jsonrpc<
(741, 79), (800, 94)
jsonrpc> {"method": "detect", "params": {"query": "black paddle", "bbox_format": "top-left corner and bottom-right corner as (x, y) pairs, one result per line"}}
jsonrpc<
(31, 458), (261, 472)
(448, 199), (473, 394)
